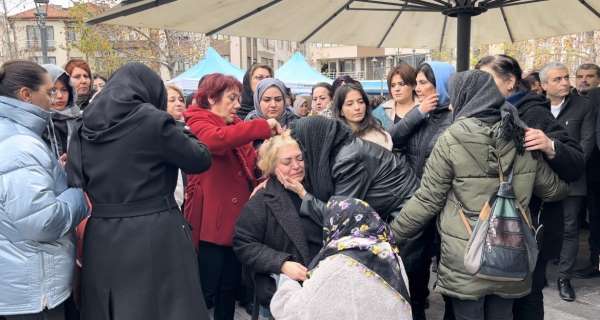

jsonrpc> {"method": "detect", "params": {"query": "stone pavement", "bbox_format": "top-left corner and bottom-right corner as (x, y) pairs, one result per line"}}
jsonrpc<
(231, 231), (600, 320)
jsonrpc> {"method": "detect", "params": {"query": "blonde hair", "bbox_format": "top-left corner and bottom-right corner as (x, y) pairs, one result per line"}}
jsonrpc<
(257, 131), (299, 176)
(166, 84), (184, 99)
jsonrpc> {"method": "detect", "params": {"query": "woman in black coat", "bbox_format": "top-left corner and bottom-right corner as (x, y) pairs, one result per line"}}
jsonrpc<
(289, 116), (418, 222)
(233, 133), (322, 313)
(66, 63), (212, 320)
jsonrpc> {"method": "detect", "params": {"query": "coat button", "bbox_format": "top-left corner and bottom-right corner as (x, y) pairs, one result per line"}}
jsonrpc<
(232, 197), (238, 204)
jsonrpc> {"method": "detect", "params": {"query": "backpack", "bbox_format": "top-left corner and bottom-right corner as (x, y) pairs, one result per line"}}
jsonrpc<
(457, 152), (539, 282)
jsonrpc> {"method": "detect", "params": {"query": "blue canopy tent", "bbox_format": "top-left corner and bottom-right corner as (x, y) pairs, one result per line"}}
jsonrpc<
(169, 47), (244, 93)
(275, 52), (332, 95)
(360, 80), (388, 96)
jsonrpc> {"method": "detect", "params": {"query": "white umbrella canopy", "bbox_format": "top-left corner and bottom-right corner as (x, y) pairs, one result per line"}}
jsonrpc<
(90, 0), (600, 70)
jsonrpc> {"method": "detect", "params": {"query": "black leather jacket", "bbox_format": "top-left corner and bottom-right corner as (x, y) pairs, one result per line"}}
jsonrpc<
(301, 138), (419, 222)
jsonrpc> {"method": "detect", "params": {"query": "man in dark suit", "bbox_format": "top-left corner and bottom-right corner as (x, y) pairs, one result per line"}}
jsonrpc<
(540, 62), (596, 301)
(574, 63), (600, 279)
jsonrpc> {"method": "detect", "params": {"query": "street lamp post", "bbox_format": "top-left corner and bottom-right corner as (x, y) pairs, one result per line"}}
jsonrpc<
(34, 0), (49, 64)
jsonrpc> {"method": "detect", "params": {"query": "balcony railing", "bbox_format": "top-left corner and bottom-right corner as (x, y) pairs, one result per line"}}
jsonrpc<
(26, 40), (55, 49)
(322, 71), (367, 81)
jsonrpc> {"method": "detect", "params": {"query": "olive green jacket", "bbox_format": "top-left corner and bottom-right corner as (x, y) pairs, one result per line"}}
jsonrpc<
(391, 118), (569, 301)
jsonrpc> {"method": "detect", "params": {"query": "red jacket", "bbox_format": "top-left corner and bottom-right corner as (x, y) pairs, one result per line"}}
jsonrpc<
(184, 106), (271, 247)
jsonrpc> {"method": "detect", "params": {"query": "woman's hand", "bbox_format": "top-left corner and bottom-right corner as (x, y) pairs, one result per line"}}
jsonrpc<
(418, 94), (438, 114)
(281, 261), (308, 281)
(58, 153), (68, 168)
(266, 118), (283, 136)
(275, 168), (306, 199)
(525, 128), (555, 159)
(250, 179), (268, 198)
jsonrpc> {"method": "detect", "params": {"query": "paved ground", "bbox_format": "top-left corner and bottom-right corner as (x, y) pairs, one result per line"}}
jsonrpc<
(230, 230), (600, 320)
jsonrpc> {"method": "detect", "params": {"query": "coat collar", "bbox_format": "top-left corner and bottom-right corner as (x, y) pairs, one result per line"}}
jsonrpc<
(0, 96), (50, 136)
(263, 179), (311, 264)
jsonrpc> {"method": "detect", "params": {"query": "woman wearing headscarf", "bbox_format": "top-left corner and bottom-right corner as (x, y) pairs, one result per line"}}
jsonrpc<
(270, 197), (412, 320)
(388, 61), (455, 320)
(289, 116), (418, 222)
(238, 63), (273, 119)
(475, 54), (585, 320)
(66, 63), (212, 320)
(245, 78), (299, 128)
(390, 70), (569, 320)
(292, 95), (311, 117)
(42, 64), (81, 161)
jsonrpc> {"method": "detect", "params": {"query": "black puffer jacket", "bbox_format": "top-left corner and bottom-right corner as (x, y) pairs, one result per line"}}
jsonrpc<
(390, 105), (452, 178)
(302, 137), (419, 222)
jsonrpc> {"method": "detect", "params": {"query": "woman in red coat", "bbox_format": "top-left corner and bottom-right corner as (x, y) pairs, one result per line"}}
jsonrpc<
(184, 73), (282, 320)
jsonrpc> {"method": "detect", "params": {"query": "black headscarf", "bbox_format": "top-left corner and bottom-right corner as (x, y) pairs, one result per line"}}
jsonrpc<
(238, 69), (255, 119)
(290, 117), (352, 201)
(449, 70), (528, 153)
(67, 63), (167, 187)
(309, 197), (410, 302)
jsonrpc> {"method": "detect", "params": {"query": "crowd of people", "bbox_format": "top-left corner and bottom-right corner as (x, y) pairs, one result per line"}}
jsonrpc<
(0, 53), (599, 320)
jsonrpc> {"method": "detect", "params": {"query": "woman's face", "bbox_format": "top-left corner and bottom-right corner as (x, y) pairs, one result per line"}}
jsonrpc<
(93, 77), (106, 93)
(390, 74), (415, 104)
(276, 144), (305, 182)
(251, 67), (271, 92)
(167, 88), (186, 121)
(415, 71), (436, 101)
(297, 100), (311, 117)
(70, 67), (91, 95)
(51, 79), (70, 111)
(340, 89), (366, 127)
(312, 87), (332, 113)
(19, 73), (53, 111)
(479, 65), (516, 97)
(259, 86), (285, 119)
(209, 88), (241, 124)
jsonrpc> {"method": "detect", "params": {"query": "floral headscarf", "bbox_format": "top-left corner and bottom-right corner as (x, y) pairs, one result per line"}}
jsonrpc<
(309, 197), (410, 301)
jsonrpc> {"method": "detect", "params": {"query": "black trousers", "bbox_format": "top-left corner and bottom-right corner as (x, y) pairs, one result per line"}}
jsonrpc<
(1, 303), (65, 320)
(513, 255), (547, 320)
(197, 241), (241, 320)
(451, 295), (514, 320)
(587, 181), (600, 265)
(558, 197), (584, 278)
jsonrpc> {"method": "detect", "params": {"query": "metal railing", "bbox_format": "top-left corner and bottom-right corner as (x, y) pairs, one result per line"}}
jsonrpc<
(322, 71), (367, 80)
(26, 40), (55, 49)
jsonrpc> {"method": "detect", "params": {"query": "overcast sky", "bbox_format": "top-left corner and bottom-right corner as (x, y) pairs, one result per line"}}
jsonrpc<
(2, 0), (82, 15)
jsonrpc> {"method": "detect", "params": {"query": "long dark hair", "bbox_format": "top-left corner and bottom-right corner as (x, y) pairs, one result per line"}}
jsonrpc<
(332, 83), (386, 138)
(0, 60), (48, 99)
(475, 54), (530, 92)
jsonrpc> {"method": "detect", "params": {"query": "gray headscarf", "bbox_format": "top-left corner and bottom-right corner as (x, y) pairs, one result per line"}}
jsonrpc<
(245, 78), (298, 127)
(449, 70), (528, 153)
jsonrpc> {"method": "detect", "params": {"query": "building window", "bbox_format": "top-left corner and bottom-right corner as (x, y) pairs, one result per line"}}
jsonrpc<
(278, 60), (284, 67)
(222, 55), (230, 62)
(66, 29), (78, 42)
(26, 25), (55, 49)
(341, 59), (355, 73)
(261, 57), (273, 67)
(278, 40), (283, 49)
(32, 56), (56, 64)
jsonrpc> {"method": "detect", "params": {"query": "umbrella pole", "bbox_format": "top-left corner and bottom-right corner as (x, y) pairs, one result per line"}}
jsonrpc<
(456, 12), (471, 72)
